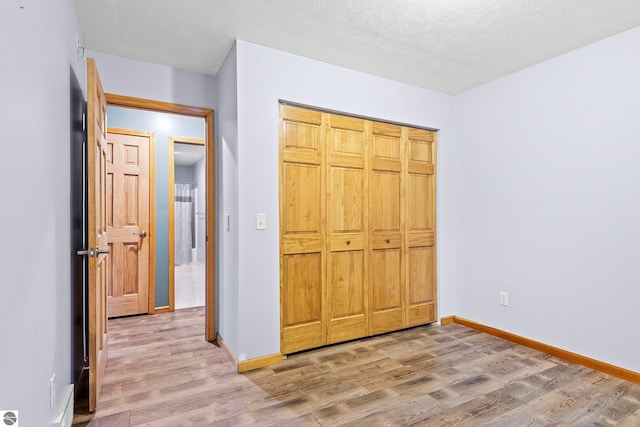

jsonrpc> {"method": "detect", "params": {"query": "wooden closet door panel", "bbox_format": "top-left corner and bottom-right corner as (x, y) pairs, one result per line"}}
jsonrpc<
(406, 129), (437, 326)
(281, 253), (324, 353)
(407, 246), (436, 326)
(370, 248), (403, 334)
(329, 167), (363, 234)
(328, 250), (366, 342)
(280, 105), (326, 354)
(326, 115), (368, 344)
(370, 171), (401, 233)
(369, 124), (405, 335)
(283, 163), (321, 234)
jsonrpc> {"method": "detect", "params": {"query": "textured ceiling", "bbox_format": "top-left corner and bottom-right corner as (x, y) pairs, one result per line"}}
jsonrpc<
(75, 0), (640, 94)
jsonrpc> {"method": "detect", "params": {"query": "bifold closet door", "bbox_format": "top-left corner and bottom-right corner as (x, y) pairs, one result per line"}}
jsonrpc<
(326, 114), (369, 344)
(369, 122), (405, 335)
(279, 104), (438, 355)
(279, 106), (326, 354)
(406, 129), (437, 326)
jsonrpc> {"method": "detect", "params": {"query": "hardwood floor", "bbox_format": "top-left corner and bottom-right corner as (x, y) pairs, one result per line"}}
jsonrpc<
(75, 307), (640, 426)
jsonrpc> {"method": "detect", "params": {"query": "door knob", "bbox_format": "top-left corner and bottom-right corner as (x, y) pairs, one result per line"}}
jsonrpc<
(76, 248), (94, 257)
(133, 231), (147, 237)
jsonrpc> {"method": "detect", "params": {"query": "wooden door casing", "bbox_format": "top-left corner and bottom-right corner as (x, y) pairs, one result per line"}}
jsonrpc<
(105, 94), (216, 341)
(87, 57), (109, 412)
(106, 129), (152, 318)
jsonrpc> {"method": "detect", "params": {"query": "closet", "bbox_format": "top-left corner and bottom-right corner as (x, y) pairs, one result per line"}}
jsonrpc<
(279, 104), (436, 354)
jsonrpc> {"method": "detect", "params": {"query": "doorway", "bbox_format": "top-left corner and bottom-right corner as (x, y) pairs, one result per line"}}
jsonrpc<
(169, 137), (206, 309)
(106, 94), (215, 341)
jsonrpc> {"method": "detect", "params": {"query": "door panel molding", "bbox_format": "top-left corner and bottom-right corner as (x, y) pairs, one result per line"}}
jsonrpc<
(106, 128), (156, 317)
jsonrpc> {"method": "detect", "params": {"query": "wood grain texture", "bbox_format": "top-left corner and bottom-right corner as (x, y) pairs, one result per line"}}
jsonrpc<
(204, 110), (216, 342)
(153, 306), (170, 314)
(75, 307), (640, 426)
(326, 113), (368, 346)
(105, 94), (210, 117)
(86, 58), (109, 412)
(238, 354), (283, 373)
(280, 105), (438, 355)
(279, 104), (327, 354)
(440, 315), (455, 325)
(453, 316), (640, 384)
(106, 129), (152, 318)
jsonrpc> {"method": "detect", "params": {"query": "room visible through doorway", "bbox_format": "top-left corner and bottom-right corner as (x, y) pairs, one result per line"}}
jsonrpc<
(171, 139), (206, 309)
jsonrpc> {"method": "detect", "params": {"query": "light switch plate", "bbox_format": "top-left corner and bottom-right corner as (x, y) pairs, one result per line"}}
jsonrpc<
(499, 291), (509, 307)
(256, 213), (267, 230)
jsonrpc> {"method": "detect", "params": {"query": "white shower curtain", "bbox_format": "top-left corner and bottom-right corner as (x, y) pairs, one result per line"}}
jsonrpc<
(174, 183), (194, 265)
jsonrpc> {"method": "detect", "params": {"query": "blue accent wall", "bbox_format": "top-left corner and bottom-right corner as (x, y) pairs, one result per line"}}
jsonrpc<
(107, 106), (205, 307)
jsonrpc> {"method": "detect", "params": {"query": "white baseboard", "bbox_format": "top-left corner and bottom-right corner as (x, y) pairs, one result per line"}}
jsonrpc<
(53, 385), (74, 427)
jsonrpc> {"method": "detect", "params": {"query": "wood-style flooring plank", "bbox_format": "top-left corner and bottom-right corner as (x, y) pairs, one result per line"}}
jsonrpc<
(74, 307), (640, 426)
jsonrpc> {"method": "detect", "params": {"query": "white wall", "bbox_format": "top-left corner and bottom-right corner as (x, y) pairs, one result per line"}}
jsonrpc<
(194, 156), (207, 265)
(0, 0), (84, 425)
(88, 51), (217, 110)
(233, 41), (455, 360)
(216, 44), (240, 354)
(453, 26), (640, 372)
(175, 165), (195, 183)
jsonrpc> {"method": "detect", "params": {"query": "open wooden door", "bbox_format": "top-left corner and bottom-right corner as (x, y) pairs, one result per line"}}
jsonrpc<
(87, 57), (109, 412)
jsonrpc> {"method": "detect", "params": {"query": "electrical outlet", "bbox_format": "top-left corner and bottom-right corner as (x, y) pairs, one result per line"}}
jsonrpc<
(499, 291), (509, 307)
